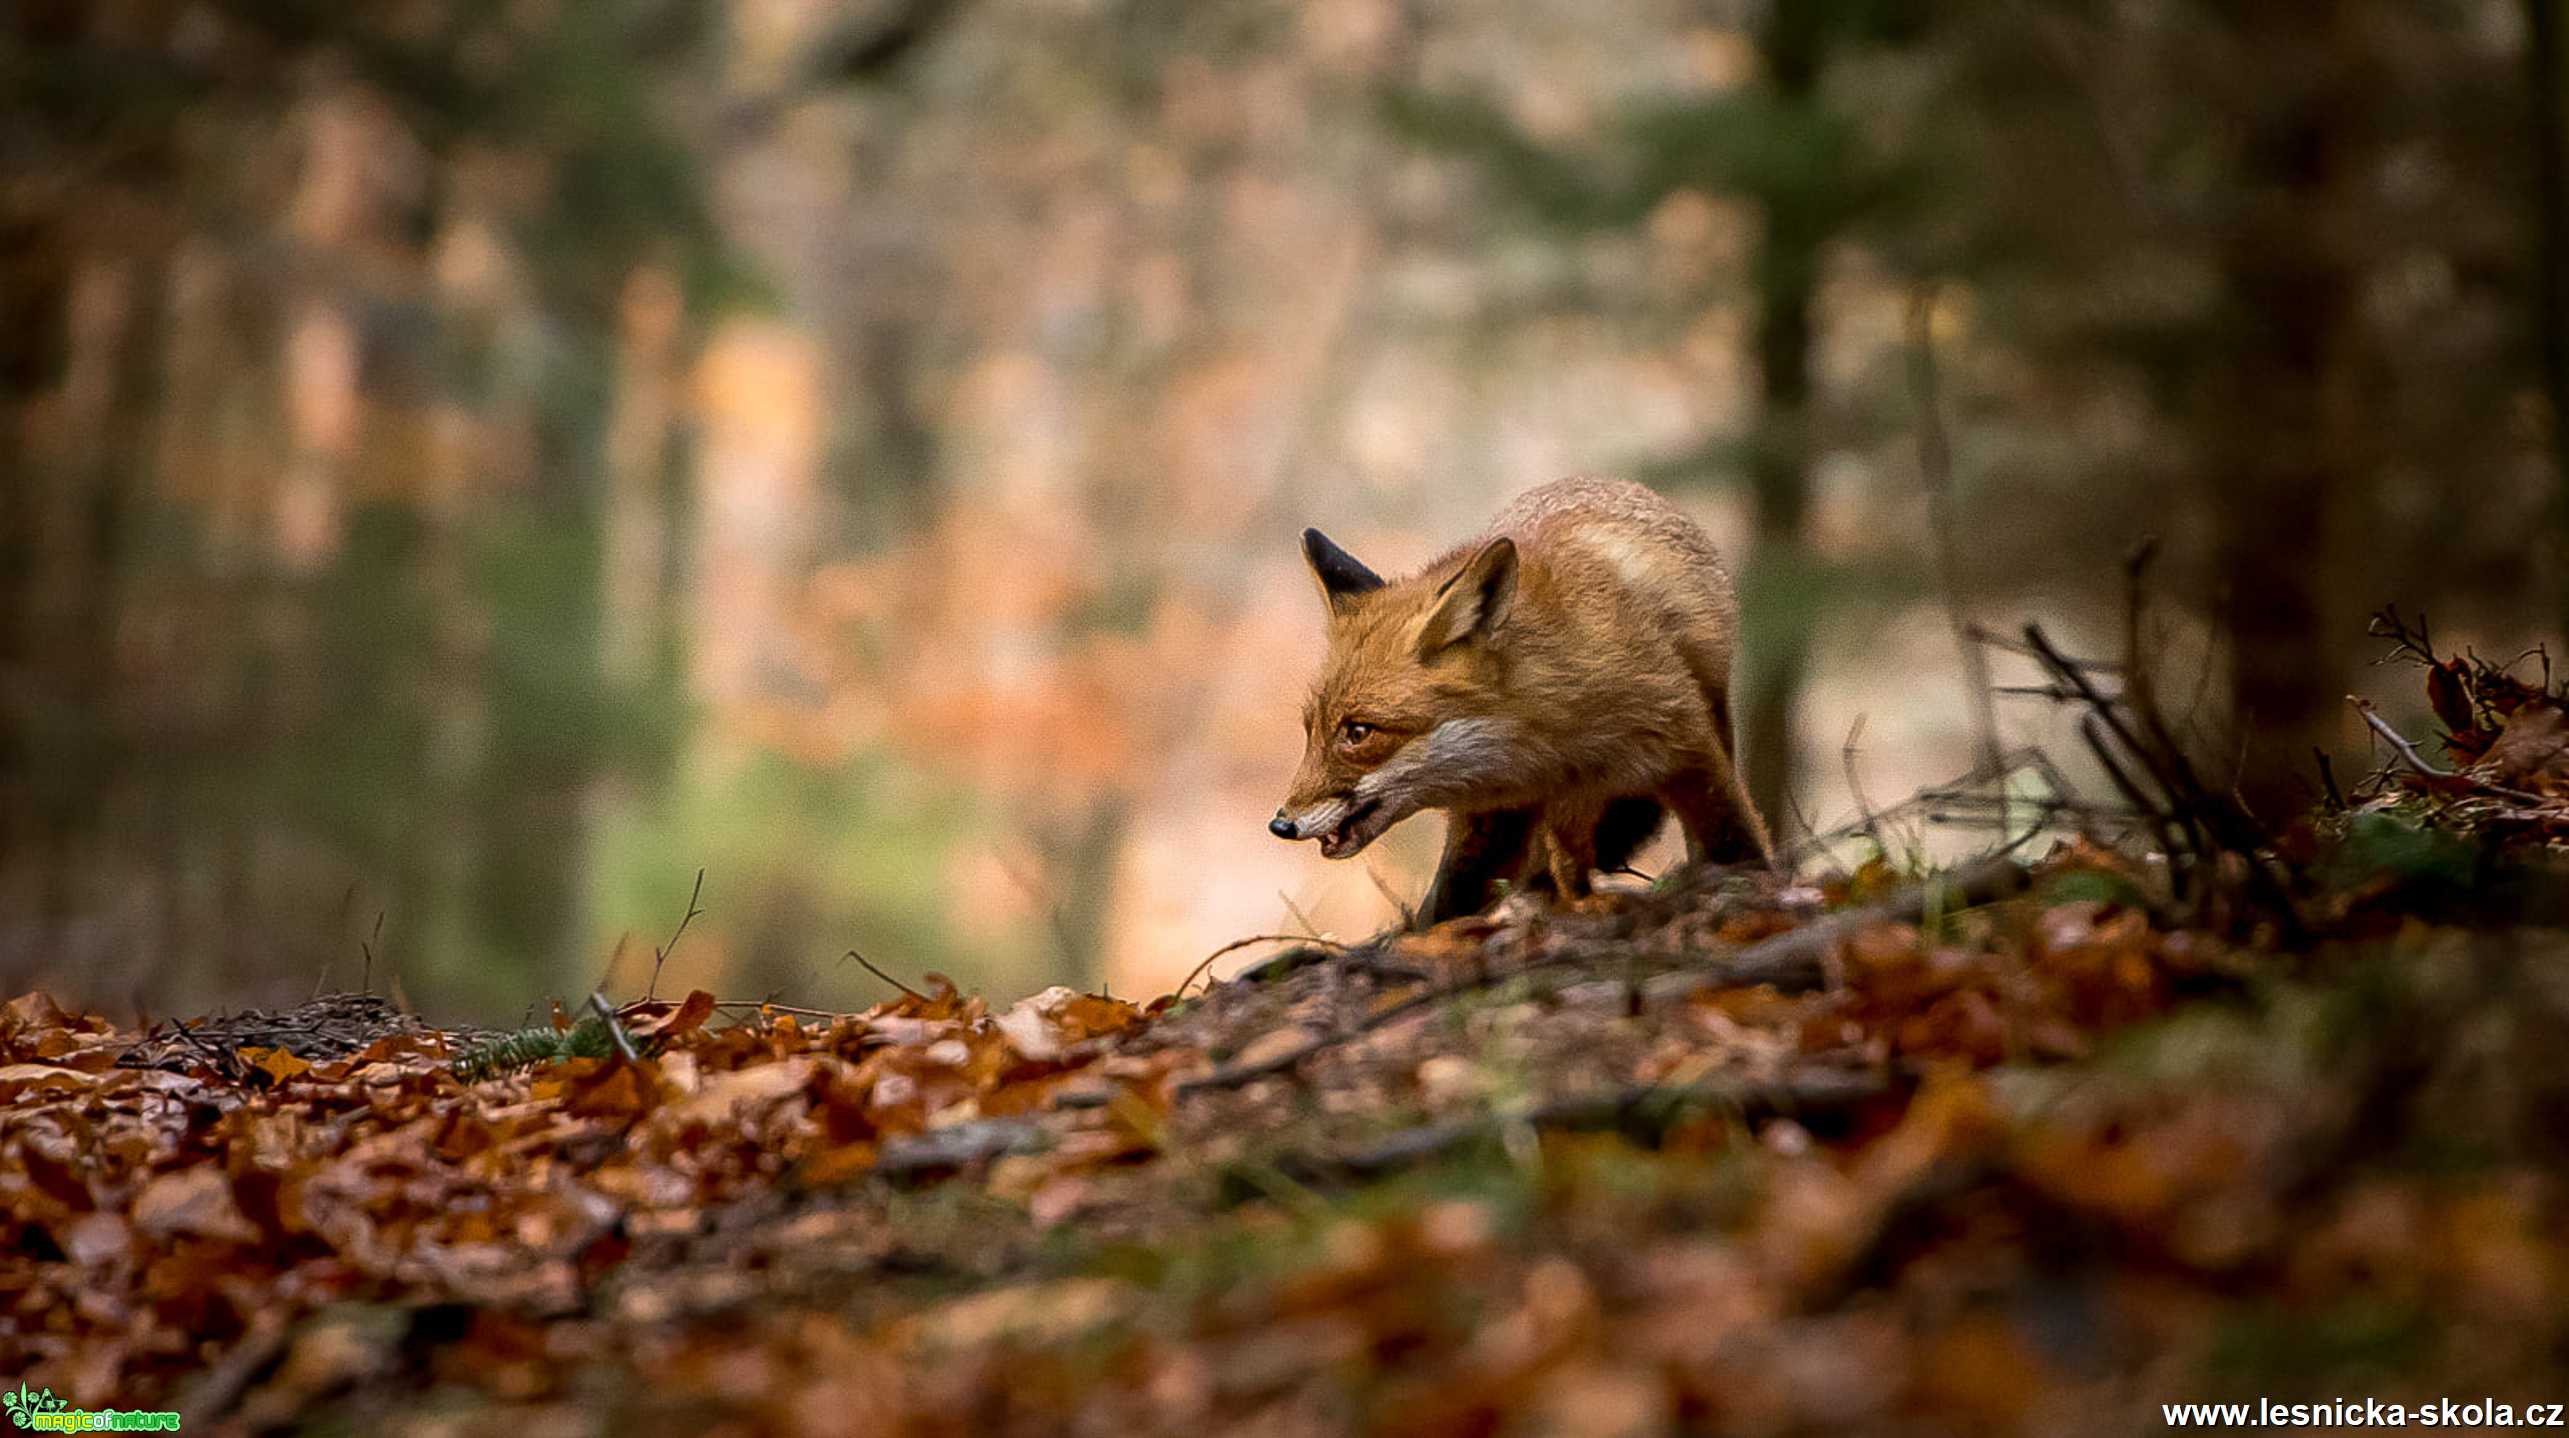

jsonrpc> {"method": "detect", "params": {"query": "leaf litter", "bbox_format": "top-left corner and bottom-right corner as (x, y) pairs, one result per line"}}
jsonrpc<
(12, 650), (2569, 1434)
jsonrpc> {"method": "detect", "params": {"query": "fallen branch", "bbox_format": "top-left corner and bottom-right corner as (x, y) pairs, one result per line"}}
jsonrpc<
(2350, 696), (2547, 805)
(1183, 859), (2031, 1099)
(1179, 933), (1352, 996)
(1271, 1067), (1892, 1184)
(1641, 854), (2031, 1004)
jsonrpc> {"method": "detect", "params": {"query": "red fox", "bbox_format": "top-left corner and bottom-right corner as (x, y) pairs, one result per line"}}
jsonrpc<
(1270, 475), (1773, 923)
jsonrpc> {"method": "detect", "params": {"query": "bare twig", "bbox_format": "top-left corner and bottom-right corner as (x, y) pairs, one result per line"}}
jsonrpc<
(1279, 889), (1323, 940)
(1842, 714), (1885, 852)
(842, 947), (928, 1003)
(589, 931), (634, 1003)
(2314, 747), (2348, 813)
(360, 912), (384, 996)
(2025, 622), (2302, 933)
(1788, 746), (2058, 865)
(1177, 933), (1350, 998)
(169, 1016), (247, 1084)
(648, 870), (706, 1000)
(2122, 541), (2206, 827)
(993, 844), (1088, 977)
(314, 884), (360, 999)
(2368, 604), (2439, 667)
(2023, 627), (2175, 808)
(711, 1000), (846, 1021)
(1364, 863), (1417, 931)
(1965, 624), (2123, 672)
(2083, 715), (2190, 900)
(2351, 696), (2449, 779)
(1908, 285), (2003, 785)
(2350, 696), (2546, 804)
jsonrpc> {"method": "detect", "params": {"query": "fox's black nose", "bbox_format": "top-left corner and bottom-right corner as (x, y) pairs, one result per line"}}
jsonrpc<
(1269, 815), (1297, 839)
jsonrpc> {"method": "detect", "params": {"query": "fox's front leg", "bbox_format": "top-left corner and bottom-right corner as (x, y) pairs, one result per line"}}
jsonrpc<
(1541, 795), (1609, 909)
(1420, 807), (1538, 926)
(1664, 753), (1774, 869)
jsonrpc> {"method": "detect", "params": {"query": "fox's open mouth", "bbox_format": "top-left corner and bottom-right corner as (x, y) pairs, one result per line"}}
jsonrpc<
(1317, 797), (1384, 859)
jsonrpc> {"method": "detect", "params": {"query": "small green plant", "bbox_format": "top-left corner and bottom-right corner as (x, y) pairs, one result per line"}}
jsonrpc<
(2322, 810), (2479, 896)
(452, 1014), (619, 1083)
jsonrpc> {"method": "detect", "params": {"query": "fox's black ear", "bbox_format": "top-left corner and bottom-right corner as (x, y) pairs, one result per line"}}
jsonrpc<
(1417, 537), (1516, 658)
(1302, 528), (1385, 612)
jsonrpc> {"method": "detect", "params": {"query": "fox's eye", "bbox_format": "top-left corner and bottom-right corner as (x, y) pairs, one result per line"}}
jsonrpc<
(1339, 720), (1375, 745)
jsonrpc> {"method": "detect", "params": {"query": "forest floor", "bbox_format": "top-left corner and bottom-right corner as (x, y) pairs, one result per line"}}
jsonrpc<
(12, 626), (2569, 1437)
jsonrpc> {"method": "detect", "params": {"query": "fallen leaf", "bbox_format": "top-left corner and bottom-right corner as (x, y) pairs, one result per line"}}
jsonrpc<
(131, 1167), (261, 1245)
(240, 1046), (314, 1085)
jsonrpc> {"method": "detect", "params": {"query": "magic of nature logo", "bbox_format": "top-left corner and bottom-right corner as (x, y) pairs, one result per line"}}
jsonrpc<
(3, 1387), (181, 1432)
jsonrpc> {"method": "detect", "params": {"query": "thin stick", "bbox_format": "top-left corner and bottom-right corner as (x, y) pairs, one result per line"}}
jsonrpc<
(314, 884), (359, 1000)
(1965, 623), (2123, 671)
(1177, 933), (1349, 998)
(590, 931), (634, 1003)
(2122, 540), (2205, 830)
(1279, 889), (1323, 939)
(2350, 696), (2546, 804)
(1908, 285), (2003, 785)
(1364, 862), (1418, 932)
(1842, 714), (1885, 852)
(360, 912), (384, 995)
(711, 1000), (845, 1020)
(842, 947), (928, 1002)
(993, 844), (1086, 976)
(648, 870), (706, 1000)
(169, 1015), (247, 1083)
(2314, 747), (2347, 812)
(2350, 696), (2449, 777)
(2081, 713), (2189, 897)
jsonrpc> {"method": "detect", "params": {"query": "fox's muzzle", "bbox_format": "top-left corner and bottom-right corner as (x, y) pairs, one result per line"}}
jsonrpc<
(1272, 793), (1390, 859)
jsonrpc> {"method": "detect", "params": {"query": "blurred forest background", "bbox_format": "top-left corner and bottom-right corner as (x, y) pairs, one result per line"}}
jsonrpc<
(4, 0), (2566, 1019)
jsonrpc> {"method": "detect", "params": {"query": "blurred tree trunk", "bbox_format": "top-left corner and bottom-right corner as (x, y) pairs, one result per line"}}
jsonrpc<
(1741, 1), (1825, 839)
(2530, 0), (2569, 643)
(1052, 798), (1127, 993)
(0, 221), (68, 941)
(83, 256), (169, 978)
(2213, 3), (2361, 821)
(604, 266), (684, 690)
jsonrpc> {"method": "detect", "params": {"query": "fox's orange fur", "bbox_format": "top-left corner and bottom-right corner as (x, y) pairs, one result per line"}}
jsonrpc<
(1273, 475), (1773, 923)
